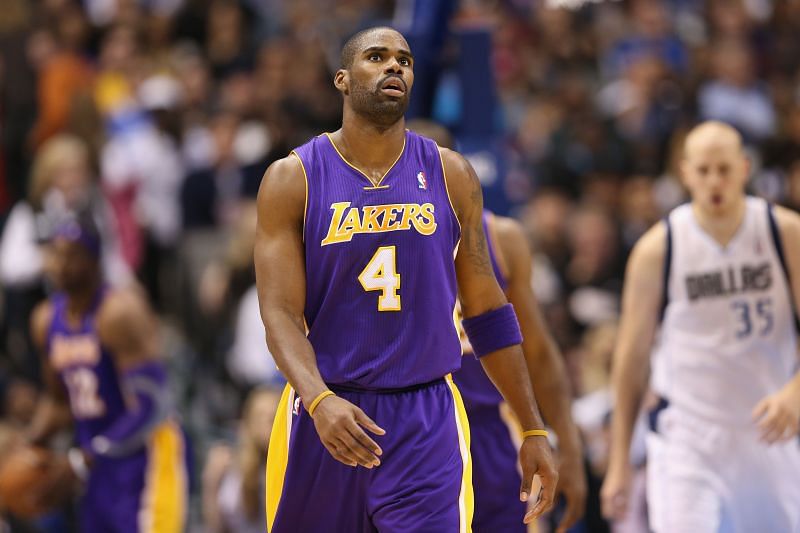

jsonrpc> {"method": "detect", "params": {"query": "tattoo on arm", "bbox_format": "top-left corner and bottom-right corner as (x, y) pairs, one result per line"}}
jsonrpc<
(462, 166), (493, 276)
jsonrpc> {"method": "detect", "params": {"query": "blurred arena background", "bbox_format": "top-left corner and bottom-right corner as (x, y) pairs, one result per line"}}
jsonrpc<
(0, 0), (798, 531)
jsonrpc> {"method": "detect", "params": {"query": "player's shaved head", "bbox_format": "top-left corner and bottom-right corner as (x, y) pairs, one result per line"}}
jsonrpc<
(683, 121), (744, 160)
(680, 120), (749, 216)
(340, 26), (406, 69)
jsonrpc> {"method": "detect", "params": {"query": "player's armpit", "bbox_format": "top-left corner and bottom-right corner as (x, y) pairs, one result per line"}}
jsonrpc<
(439, 148), (507, 317)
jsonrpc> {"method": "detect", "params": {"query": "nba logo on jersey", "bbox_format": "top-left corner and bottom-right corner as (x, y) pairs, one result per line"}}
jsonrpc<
(293, 396), (302, 415)
(417, 171), (427, 190)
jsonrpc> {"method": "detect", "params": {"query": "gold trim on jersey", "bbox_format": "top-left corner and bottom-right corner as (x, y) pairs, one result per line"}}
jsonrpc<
(139, 420), (187, 533)
(290, 151), (309, 243)
(266, 385), (294, 532)
(324, 132), (406, 189)
(437, 146), (462, 235)
(445, 375), (474, 533)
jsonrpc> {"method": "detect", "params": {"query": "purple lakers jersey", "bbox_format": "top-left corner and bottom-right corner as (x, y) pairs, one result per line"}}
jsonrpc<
(47, 289), (127, 448)
(452, 211), (507, 410)
(294, 130), (461, 388)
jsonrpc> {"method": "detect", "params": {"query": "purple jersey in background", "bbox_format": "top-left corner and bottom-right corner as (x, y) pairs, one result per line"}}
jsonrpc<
(452, 211), (508, 411)
(46, 288), (188, 532)
(47, 288), (127, 448)
(295, 130), (461, 389)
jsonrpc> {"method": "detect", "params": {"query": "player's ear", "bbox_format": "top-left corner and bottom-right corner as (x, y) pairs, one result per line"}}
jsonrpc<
(678, 159), (690, 187)
(334, 69), (349, 95)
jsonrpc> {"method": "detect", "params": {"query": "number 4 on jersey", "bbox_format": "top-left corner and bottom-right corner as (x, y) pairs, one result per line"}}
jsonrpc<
(359, 246), (401, 311)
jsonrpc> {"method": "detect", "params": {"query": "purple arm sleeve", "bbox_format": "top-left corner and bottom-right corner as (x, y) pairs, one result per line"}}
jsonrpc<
(462, 303), (523, 359)
(88, 361), (169, 458)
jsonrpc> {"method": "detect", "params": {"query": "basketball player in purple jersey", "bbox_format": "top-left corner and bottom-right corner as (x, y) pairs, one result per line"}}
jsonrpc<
(408, 120), (586, 533)
(26, 218), (188, 532)
(256, 27), (558, 532)
(454, 211), (586, 533)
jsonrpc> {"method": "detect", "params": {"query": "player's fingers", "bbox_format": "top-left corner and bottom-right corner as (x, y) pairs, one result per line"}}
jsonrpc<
(557, 486), (586, 532)
(600, 482), (627, 520)
(761, 417), (786, 444)
(526, 478), (556, 523)
(519, 464), (535, 502)
(340, 429), (380, 467)
(354, 408), (386, 436)
(324, 440), (357, 467)
(751, 398), (770, 421)
(347, 423), (383, 459)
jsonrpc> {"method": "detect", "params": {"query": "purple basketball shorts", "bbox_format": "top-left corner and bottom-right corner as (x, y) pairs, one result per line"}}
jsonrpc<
(468, 405), (526, 533)
(266, 377), (473, 532)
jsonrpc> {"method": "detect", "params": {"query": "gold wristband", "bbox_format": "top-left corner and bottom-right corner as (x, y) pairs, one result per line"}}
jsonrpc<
(307, 390), (335, 417)
(521, 429), (549, 439)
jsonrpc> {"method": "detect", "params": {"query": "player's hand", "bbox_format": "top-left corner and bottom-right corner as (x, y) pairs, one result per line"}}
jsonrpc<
(600, 462), (631, 521)
(310, 394), (385, 468)
(752, 383), (800, 444)
(553, 444), (587, 533)
(519, 435), (558, 524)
(34, 452), (78, 510)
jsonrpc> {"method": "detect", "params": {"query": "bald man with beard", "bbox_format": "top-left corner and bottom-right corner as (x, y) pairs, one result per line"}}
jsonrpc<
(601, 121), (800, 532)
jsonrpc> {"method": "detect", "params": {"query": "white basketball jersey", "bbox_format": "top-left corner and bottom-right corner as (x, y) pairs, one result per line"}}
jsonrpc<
(652, 196), (799, 424)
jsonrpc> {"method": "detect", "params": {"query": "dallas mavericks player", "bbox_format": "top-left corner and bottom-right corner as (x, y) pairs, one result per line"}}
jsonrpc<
(602, 121), (800, 532)
(255, 27), (557, 532)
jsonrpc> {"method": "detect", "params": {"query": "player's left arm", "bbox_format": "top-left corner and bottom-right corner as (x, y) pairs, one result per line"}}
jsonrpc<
(93, 288), (170, 458)
(495, 216), (587, 532)
(752, 206), (800, 443)
(441, 148), (557, 523)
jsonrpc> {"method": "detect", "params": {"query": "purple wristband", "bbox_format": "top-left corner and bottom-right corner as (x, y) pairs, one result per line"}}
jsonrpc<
(462, 303), (523, 358)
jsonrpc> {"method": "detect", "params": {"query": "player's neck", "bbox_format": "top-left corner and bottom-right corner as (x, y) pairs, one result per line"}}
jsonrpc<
(334, 113), (406, 180)
(65, 282), (101, 320)
(692, 197), (746, 247)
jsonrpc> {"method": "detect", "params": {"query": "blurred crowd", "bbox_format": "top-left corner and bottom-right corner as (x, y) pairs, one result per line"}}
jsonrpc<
(1, 0), (800, 531)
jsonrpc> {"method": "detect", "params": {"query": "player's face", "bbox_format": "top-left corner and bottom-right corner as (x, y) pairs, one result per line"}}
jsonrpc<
(681, 143), (749, 216)
(341, 31), (414, 127)
(46, 238), (98, 293)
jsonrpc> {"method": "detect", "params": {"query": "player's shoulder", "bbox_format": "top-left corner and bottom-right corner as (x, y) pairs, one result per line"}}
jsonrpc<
(96, 285), (152, 331)
(629, 221), (668, 269)
(489, 214), (532, 281)
(437, 147), (471, 178)
(491, 214), (527, 248)
(438, 148), (479, 217)
(256, 154), (306, 210)
(261, 154), (306, 189)
(771, 204), (800, 241)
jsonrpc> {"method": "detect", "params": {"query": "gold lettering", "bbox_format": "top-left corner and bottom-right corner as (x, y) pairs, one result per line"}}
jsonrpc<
(361, 206), (382, 232)
(321, 202), (437, 245)
(384, 205), (403, 230)
(414, 203), (437, 235)
(398, 204), (421, 230)
(321, 202), (353, 246)
(340, 207), (362, 234)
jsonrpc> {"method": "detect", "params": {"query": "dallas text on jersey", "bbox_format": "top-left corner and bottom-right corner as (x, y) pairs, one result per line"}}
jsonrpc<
(685, 262), (772, 302)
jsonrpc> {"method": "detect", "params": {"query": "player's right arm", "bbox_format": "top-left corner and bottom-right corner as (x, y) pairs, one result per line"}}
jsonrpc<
(26, 301), (71, 444)
(254, 155), (384, 469)
(600, 222), (665, 521)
